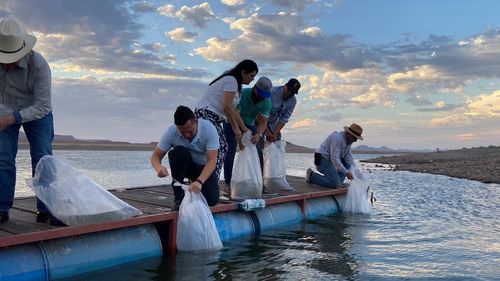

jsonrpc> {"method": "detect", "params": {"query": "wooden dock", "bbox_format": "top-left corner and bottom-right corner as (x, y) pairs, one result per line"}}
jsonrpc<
(0, 176), (347, 251)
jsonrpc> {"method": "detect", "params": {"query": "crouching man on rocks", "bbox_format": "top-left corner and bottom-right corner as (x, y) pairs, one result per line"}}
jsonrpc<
(151, 106), (220, 209)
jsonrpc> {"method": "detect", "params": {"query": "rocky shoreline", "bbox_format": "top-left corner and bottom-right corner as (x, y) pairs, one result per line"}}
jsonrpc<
(361, 146), (500, 184)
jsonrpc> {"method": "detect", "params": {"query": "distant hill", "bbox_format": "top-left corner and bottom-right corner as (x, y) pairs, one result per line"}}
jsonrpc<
(18, 133), (315, 153)
(353, 145), (431, 154)
(18, 133), (431, 154)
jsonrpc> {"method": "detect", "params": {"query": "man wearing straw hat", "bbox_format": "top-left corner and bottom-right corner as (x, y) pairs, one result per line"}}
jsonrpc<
(305, 123), (364, 189)
(0, 18), (63, 225)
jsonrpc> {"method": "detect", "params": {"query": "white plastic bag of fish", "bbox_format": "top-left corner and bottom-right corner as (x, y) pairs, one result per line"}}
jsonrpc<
(27, 155), (142, 226)
(176, 184), (223, 252)
(263, 140), (294, 191)
(230, 131), (263, 199)
(344, 168), (371, 214)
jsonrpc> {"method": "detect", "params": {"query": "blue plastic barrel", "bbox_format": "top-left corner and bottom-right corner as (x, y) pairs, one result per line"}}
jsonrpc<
(213, 211), (255, 240)
(254, 202), (303, 231)
(42, 224), (162, 280)
(305, 197), (339, 220)
(0, 243), (48, 281)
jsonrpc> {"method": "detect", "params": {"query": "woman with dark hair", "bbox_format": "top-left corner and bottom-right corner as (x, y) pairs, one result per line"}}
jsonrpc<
(195, 59), (258, 179)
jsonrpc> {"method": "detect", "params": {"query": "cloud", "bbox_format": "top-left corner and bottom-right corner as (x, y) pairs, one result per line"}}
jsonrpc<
(417, 102), (462, 112)
(290, 118), (316, 129)
(130, 1), (157, 13)
(1, 0), (209, 78)
(159, 3), (215, 29)
(194, 13), (374, 70)
(52, 76), (208, 142)
(351, 84), (396, 108)
(166, 27), (199, 43)
(405, 94), (433, 106)
(157, 4), (176, 16)
(221, 0), (246, 6)
(427, 90), (500, 127)
(465, 90), (500, 118)
(270, 0), (316, 11)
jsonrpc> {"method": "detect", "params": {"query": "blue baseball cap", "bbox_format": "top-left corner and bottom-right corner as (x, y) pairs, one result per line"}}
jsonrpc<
(255, 77), (272, 98)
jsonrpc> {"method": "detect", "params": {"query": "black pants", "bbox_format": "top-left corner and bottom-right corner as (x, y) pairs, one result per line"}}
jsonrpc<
(168, 146), (219, 206)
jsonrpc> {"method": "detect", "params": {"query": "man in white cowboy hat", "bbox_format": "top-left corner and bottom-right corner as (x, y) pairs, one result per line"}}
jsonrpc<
(305, 123), (364, 189)
(0, 18), (64, 225)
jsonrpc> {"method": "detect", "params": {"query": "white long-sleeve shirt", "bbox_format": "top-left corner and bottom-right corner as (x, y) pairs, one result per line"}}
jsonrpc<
(315, 131), (355, 174)
(1, 50), (52, 124)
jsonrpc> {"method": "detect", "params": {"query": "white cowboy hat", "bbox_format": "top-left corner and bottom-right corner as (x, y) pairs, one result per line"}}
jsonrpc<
(0, 18), (37, 64)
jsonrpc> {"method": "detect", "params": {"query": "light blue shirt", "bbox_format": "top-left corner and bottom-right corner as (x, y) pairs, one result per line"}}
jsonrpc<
(157, 119), (219, 165)
(315, 131), (355, 174)
(0, 50), (52, 124)
(267, 86), (297, 132)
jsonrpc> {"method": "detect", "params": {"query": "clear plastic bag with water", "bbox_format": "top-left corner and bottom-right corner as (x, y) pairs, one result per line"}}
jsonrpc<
(176, 184), (223, 252)
(230, 131), (263, 200)
(27, 155), (142, 226)
(344, 168), (371, 214)
(263, 140), (294, 191)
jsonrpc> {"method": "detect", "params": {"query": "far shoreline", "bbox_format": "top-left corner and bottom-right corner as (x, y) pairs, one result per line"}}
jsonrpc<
(20, 141), (414, 154)
(361, 146), (500, 184)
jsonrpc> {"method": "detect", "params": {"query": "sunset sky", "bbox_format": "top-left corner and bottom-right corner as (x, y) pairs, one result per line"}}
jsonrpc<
(2, 0), (499, 149)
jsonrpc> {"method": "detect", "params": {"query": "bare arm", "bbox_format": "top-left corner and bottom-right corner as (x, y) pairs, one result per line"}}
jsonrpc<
(150, 148), (169, 178)
(190, 149), (217, 192)
(0, 113), (16, 132)
(251, 114), (268, 144)
(267, 121), (285, 142)
(223, 92), (243, 140)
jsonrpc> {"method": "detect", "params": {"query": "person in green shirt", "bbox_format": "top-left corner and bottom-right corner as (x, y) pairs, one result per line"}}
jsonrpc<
(223, 77), (272, 192)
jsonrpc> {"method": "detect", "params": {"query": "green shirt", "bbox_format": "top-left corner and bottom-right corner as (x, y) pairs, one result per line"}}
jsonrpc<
(238, 88), (271, 126)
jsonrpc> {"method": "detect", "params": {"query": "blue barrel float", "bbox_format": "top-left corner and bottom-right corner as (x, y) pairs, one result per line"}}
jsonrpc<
(0, 224), (162, 281)
(214, 196), (342, 240)
(0, 196), (343, 280)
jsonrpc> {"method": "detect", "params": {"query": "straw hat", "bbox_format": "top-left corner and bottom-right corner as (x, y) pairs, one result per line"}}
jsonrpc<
(344, 123), (363, 140)
(0, 18), (37, 64)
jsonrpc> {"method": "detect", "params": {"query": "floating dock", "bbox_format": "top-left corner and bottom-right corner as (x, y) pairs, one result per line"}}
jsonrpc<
(0, 176), (347, 280)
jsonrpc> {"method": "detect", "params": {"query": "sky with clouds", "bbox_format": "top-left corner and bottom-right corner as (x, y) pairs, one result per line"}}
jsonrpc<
(2, 0), (499, 149)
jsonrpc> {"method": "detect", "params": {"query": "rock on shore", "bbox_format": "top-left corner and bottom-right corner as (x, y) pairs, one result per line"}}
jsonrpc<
(361, 146), (500, 184)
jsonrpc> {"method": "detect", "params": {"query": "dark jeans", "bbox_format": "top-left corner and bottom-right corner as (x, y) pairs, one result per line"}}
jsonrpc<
(309, 156), (350, 188)
(168, 146), (219, 206)
(223, 122), (263, 185)
(0, 112), (53, 213)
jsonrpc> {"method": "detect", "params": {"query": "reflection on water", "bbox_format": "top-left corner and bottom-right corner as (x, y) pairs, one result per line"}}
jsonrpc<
(13, 150), (499, 280)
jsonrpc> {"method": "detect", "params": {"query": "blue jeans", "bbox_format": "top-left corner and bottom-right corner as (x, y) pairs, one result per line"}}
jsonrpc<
(223, 122), (263, 185)
(0, 112), (54, 213)
(309, 157), (350, 188)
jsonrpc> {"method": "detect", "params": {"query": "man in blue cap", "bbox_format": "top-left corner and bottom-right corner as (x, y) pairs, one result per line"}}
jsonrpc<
(223, 76), (272, 192)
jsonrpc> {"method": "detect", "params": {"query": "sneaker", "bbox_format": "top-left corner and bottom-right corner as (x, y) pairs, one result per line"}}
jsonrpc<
(305, 168), (313, 185)
(0, 212), (9, 223)
(36, 211), (66, 226)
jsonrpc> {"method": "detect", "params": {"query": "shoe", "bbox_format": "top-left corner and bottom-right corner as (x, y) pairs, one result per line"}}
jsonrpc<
(305, 168), (313, 185)
(0, 212), (9, 223)
(36, 211), (66, 226)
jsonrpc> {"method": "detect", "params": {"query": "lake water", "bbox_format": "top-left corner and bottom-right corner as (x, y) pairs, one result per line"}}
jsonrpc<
(14, 150), (500, 280)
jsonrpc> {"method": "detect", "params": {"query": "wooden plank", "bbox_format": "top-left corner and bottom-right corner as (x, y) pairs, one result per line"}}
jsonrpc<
(0, 213), (177, 248)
